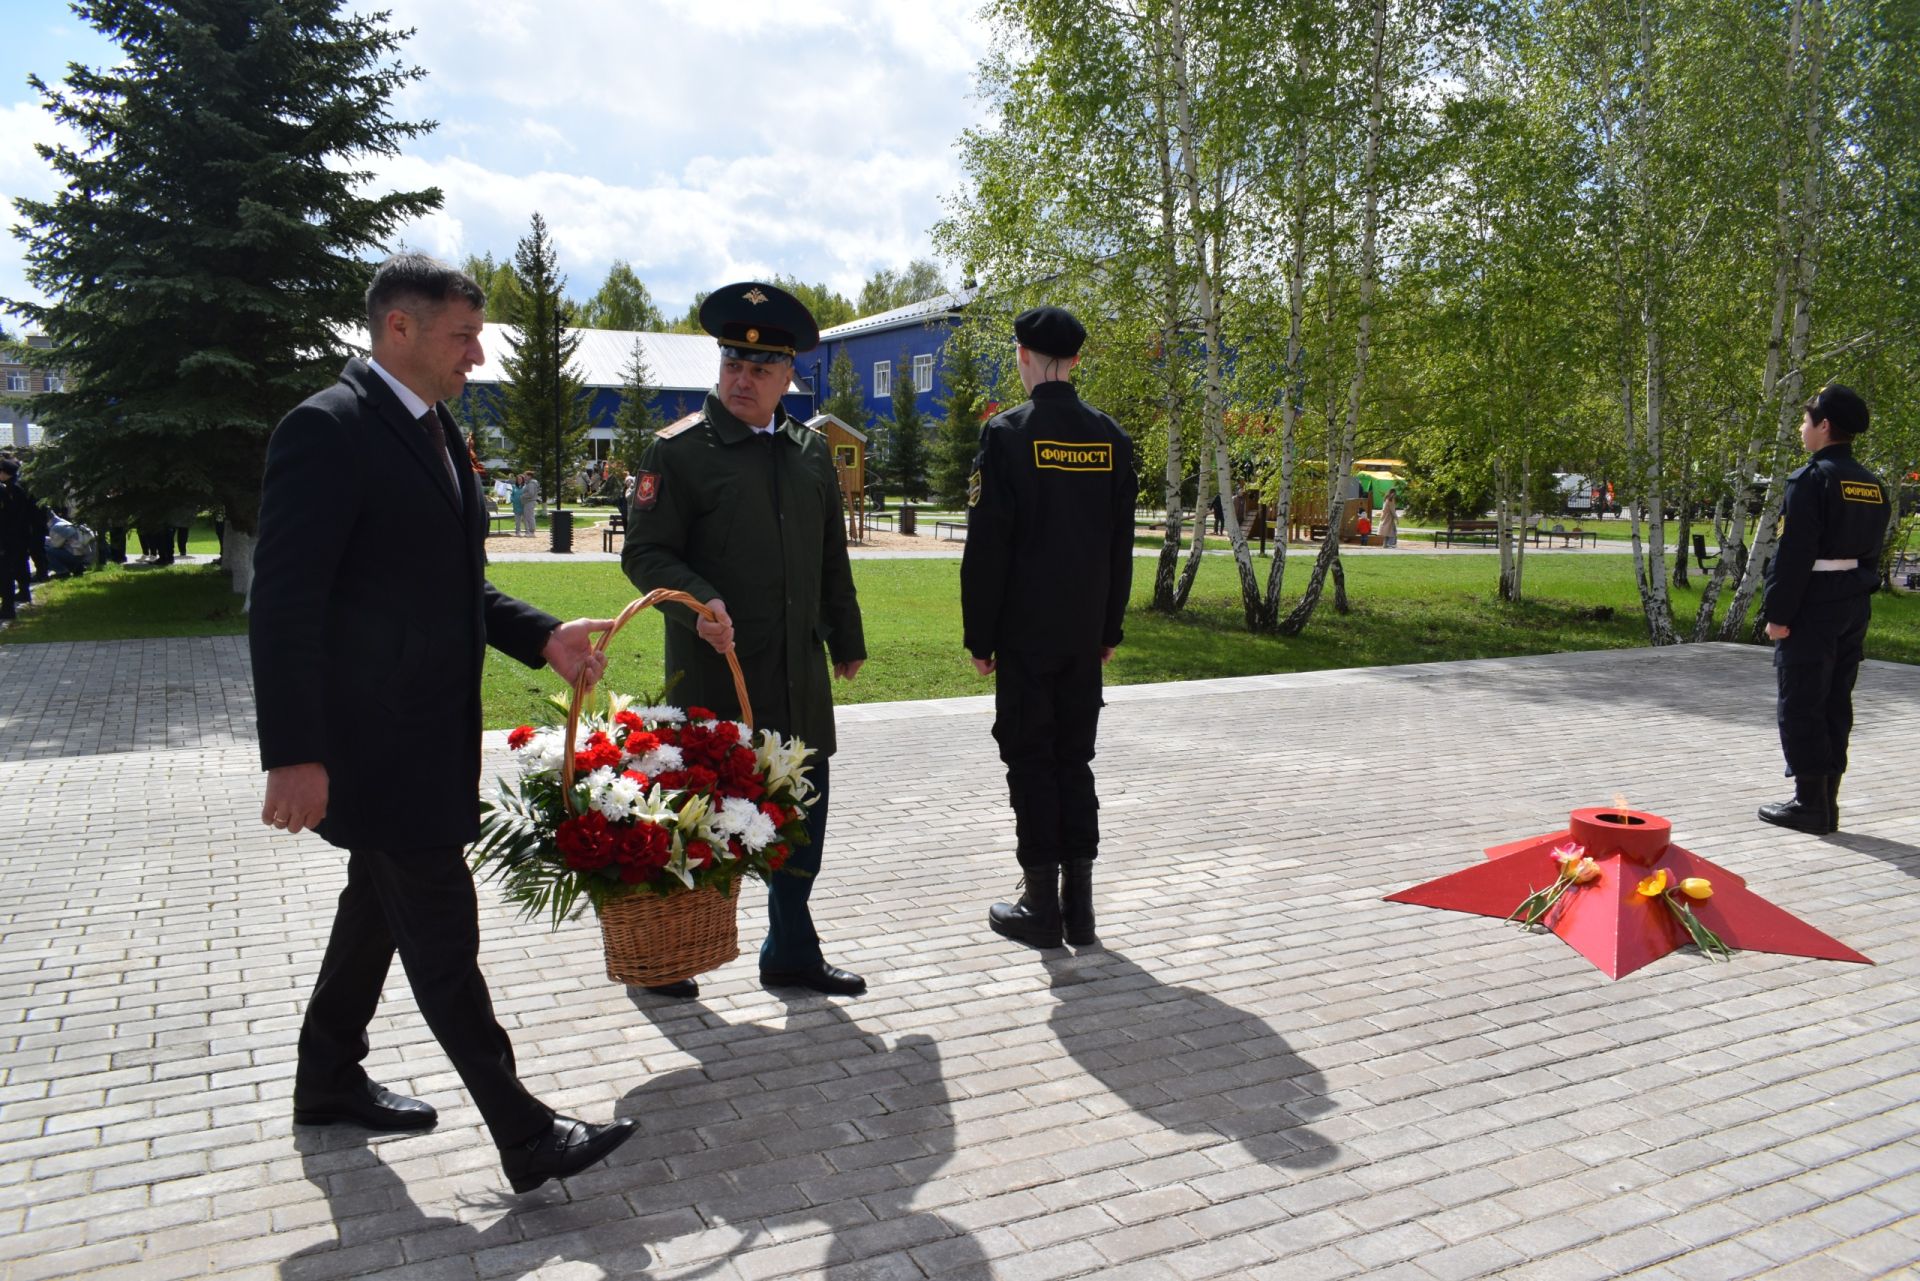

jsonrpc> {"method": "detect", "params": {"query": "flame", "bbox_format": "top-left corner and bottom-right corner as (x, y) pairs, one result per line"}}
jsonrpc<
(1612, 792), (1631, 824)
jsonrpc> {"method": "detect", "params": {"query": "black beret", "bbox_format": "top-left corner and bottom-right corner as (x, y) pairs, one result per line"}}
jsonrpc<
(1806, 383), (1869, 438)
(700, 280), (819, 364)
(1014, 305), (1086, 358)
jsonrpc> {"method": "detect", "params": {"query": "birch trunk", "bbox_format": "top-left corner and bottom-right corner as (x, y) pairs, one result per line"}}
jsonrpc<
(1167, 0), (1261, 629)
(1260, 119), (1312, 628)
(1280, 0), (1386, 637)
(1149, 31), (1190, 613)
(1629, 0), (1678, 645)
(230, 529), (257, 604)
(1724, 0), (1828, 639)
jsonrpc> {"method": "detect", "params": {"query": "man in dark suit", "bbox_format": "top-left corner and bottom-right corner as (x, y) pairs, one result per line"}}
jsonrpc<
(249, 254), (633, 1194)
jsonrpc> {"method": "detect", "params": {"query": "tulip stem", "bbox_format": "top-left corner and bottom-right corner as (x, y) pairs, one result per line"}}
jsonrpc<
(1662, 892), (1732, 961)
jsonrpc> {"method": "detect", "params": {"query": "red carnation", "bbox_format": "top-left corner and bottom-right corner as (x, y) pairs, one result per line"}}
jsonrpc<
(574, 741), (622, 774)
(687, 706), (716, 722)
(507, 725), (536, 750)
(685, 840), (713, 868)
(621, 769), (651, 790)
(622, 730), (660, 758)
(767, 845), (790, 872)
(759, 802), (787, 826)
(613, 710), (645, 734)
(614, 823), (672, 882)
(683, 765), (719, 795)
(655, 769), (689, 790)
(556, 812), (614, 871)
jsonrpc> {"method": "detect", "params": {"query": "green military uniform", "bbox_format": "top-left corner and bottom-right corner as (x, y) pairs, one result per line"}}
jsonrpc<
(621, 391), (865, 753)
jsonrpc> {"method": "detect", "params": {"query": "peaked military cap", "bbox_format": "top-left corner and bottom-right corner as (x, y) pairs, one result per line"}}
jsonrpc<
(1013, 305), (1086, 358)
(700, 280), (820, 364)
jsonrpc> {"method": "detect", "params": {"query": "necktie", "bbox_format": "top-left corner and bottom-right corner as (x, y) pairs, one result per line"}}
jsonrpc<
(418, 408), (463, 505)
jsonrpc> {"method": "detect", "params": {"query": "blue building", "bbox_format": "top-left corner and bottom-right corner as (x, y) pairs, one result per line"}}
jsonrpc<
(455, 326), (816, 463)
(801, 288), (977, 431)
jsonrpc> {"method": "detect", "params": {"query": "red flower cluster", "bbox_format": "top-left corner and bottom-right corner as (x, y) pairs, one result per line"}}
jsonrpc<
(573, 730), (624, 775)
(507, 725), (536, 749)
(676, 719), (763, 801)
(556, 810), (673, 883)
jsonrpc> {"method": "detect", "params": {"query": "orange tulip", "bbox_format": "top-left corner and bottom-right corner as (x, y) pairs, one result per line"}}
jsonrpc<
(1679, 877), (1712, 900)
(1569, 857), (1602, 884)
(1636, 869), (1669, 897)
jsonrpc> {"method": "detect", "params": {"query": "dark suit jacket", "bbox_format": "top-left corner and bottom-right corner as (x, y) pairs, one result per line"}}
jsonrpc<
(250, 358), (559, 850)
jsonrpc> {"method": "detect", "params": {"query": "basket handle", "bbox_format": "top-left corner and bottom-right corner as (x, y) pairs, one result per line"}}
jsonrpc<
(560, 589), (754, 812)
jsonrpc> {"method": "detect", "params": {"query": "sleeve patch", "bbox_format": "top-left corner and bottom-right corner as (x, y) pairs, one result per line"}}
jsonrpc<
(634, 470), (662, 511)
(967, 469), (982, 507)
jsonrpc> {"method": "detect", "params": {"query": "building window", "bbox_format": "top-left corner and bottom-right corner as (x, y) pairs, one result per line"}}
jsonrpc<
(913, 354), (934, 393)
(42, 374), (63, 392)
(5, 373), (25, 392)
(873, 360), (891, 398)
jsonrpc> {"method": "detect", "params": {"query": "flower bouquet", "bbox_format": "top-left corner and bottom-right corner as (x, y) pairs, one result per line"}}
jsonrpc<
(470, 590), (817, 985)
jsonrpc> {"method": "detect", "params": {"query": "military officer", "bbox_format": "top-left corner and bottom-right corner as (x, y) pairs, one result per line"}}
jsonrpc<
(622, 281), (869, 996)
(962, 306), (1136, 949)
(1758, 383), (1887, 835)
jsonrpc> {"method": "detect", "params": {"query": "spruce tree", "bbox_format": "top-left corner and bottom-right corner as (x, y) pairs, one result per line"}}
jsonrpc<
(6, 0), (440, 589)
(612, 339), (662, 470)
(498, 212), (591, 494)
(933, 337), (989, 507)
(821, 347), (864, 429)
(878, 346), (929, 502)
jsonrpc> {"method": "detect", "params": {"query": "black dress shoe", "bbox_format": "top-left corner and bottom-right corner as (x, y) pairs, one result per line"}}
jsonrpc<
(760, 962), (867, 996)
(499, 1115), (637, 1194)
(293, 1080), (438, 1131)
(643, 978), (699, 999)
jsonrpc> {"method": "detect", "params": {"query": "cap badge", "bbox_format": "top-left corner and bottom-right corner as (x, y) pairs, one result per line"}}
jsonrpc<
(746, 327), (760, 343)
(743, 287), (769, 305)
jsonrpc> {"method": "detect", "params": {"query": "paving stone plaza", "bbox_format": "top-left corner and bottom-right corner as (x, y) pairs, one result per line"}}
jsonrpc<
(2, 637), (1917, 1280)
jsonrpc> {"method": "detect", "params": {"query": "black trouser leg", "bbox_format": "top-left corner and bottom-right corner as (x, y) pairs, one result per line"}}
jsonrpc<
(1055, 653), (1105, 863)
(763, 758), (828, 971)
(995, 651), (1064, 869)
(1775, 596), (1868, 778)
(298, 847), (549, 1145)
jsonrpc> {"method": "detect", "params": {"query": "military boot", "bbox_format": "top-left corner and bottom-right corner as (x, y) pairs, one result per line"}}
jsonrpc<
(1061, 859), (1097, 946)
(1758, 774), (1833, 835)
(989, 865), (1063, 948)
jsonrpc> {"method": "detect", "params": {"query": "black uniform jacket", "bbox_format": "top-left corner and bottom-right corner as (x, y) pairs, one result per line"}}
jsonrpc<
(621, 392), (866, 755)
(250, 358), (559, 850)
(961, 381), (1136, 658)
(1764, 442), (1888, 626)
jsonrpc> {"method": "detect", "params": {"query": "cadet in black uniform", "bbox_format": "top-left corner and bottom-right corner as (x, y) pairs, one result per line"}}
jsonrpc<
(1758, 383), (1887, 835)
(962, 306), (1136, 948)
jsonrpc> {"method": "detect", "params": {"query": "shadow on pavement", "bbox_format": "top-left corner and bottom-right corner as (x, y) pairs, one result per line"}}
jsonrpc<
(615, 996), (988, 1275)
(282, 1125), (646, 1281)
(1044, 949), (1338, 1170)
(1826, 830), (1920, 879)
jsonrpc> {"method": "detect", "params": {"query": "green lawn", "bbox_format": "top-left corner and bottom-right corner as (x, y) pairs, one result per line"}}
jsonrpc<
(9, 552), (1916, 729)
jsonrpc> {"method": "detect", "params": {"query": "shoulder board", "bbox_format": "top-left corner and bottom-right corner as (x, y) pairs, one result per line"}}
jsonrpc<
(656, 412), (704, 441)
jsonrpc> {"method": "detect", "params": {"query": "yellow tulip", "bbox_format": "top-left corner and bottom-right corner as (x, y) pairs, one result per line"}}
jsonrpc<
(1570, 857), (1602, 884)
(1680, 877), (1713, 900)
(1636, 869), (1669, 897)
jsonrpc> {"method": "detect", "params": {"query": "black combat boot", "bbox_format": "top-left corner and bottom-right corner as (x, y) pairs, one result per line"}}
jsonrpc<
(1758, 774), (1833, 835)
(1827, 775), (1842, 831)
(1061, 859), (1097, 946)
(989, 865), (1063, 948)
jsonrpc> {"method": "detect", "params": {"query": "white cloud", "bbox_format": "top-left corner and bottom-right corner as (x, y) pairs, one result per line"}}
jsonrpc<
(2, 0), (995, 319)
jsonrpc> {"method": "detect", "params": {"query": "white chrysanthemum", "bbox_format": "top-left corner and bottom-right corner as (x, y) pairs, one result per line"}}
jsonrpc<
(606, 772), (644, 809)
(633, 743), (684, 776)
(632, 705), (686, 724)
(518, 730), (567, 777)
(585, 767), (629, 820)
(714, 796), (777, 852)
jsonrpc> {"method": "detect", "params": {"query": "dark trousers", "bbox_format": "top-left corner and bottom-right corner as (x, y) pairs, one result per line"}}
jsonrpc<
(2, 547), (29, 608)
(762, 758), (829, 970)
(1774, 593), (1871, 778)
(993, 649), (1104, 869)
(296, 845), (550, 1146)
(175, 526), (189, 556)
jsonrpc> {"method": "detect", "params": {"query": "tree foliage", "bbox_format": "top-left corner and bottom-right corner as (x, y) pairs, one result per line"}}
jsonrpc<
(877, 346), (930, 502)
(612, 338), (662, 470)
(933, 337), (990, 507)
(579, 260), (665, 331)
(7, 0), (440, 570)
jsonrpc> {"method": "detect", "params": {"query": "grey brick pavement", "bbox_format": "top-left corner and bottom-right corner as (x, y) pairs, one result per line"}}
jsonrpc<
(2, 640), (1918, 1280)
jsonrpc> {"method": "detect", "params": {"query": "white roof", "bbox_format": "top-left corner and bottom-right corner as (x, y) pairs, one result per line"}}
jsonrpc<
(818, 286), (978, 340)
(806, 412), (867, 442)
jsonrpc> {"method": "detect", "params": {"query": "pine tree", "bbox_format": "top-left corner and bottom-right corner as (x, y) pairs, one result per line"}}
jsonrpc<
(580, 261), (664, 331)
(6, 0), (440, 590)
(821, 347), (864, 429)
(933, 337), (989, 507)
(498, 212), (591, 494)
(878, 346), (929, 502)
(612, 339), (662, 469)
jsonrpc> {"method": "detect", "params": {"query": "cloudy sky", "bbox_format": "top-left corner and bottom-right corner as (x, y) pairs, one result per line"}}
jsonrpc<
(0, 0), (993, 321)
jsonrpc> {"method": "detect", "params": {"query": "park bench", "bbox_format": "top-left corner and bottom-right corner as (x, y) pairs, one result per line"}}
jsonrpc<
(488, 511), (516, 535)
(934, 520), (967, 541)
(601, 511), (625, 553)
(865, 512), (895, 533)
(1432, 518), (1499, 547)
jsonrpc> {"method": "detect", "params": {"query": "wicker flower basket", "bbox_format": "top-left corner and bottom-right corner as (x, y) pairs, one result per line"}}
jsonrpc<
(564, 589), (756, 986)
